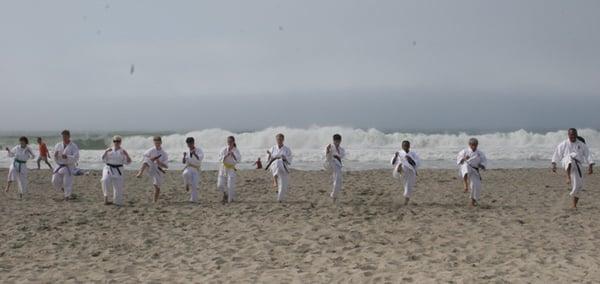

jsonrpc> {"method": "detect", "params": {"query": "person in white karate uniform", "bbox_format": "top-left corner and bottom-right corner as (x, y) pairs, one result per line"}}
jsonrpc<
(182, 137), (204, 203)
(100, 135), (132, 206)
(5, 136), (35, 198)
(391, 140), (421, 205)
(456, 138), (487, 207)
(52, 130), (80, 201)
(266, 133), (293, 202)
(552, 128), (594, 209)
(136, 136), (169, 203)
(217, 136), (241, 203)
(324, 134), (345, 202)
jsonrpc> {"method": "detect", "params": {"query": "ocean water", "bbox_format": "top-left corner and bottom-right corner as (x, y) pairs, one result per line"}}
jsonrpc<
(0, 127), (597, 171)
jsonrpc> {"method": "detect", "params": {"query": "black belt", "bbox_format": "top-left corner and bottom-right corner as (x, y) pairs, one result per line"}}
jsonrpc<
(572, 158), (583, 178)
(106, 163), (124, 175)
(13, 159), (26, 173)
(54, 164), (71, 175)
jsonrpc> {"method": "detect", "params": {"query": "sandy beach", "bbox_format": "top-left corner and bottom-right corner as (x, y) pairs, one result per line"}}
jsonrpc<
(0, 168), (599, 283)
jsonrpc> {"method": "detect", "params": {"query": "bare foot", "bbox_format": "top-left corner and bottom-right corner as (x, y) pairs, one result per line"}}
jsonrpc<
(404, 198), (410, 205)
(135, 172), (143, 178)
(185, 185), (189, 192)
(463, 187), (469, 193)
(4, 186), (9, 192)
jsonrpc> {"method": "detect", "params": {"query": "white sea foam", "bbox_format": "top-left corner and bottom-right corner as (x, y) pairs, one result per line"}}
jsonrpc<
(0, 127), (597, 170)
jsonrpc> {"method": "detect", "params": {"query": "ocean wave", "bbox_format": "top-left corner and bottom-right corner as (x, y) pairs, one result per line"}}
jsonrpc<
(0, 127), (597, 169)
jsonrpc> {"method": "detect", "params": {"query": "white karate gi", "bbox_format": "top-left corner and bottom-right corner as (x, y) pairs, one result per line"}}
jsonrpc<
(101, 148), (131, 205)
(183, 147), (204, 202)
(268, 145), (292, 202)
(7, 145), (35, 195)
(217, 146), (241, 203)
(457, 148), (487, 201)
(324, 144), (345, 199)
(552, 139), (594, 197)
(391, 150), (420, 198)
(142, 147), (169, 186)
(52, 142), (80, 198)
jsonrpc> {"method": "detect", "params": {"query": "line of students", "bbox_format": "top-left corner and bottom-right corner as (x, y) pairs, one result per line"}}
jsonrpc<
(2, 128), (595, 208)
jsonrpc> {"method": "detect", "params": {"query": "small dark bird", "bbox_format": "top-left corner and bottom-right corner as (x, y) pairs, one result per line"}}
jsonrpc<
(130, 64), (135, 75)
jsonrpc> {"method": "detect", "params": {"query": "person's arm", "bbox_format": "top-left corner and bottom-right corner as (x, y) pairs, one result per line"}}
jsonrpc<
(479, 152), (488, 170)
(182, 152), (187, 164)
(66, 145), (80, 164)
(456, 150), (465, 165)
(101, 148), (112, 162)
(157, 153), (169, 169)
(391, 152), (399, 165)
(122, 150), (132, 165)
(233, 148), (241, 162)
(285, 148), (292, 164)
(551, 143), (562, 172)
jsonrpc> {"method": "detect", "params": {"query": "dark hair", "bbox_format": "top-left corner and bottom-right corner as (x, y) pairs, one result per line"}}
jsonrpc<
(469, 138), (479, 145)
(185, 137), (195, 144)
(228, 136), (237, 148)
(19, 136), (28, 144)
(333, 134), (342, 141)
(37, 137), (42, 141)
(276, 133), (285, 140)
(577, 136), (586, 144)
(568, 128), (578, 134)
(61, 130), (70, 136)
(402, 140), (410, 146)
(153, 136), (162, 142)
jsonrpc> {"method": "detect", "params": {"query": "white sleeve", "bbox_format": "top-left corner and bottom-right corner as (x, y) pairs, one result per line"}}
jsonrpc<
(160, 152), (169, 167)
(456, 149), (465, 165)
(7, 146), (17, 158)
(197, 148), (204, 162)
(234, 148), (241, 162)
(551, 143), (563, 164)
(66, 144), (80, 164)
(413, 152), (421, 168)
(478, 151), (488, 168)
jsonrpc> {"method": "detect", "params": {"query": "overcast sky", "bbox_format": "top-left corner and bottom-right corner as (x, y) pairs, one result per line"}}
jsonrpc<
(1, 0), (599, 132)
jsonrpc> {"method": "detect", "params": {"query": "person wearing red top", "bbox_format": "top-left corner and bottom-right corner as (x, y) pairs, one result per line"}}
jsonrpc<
(36, 137), (53, 170)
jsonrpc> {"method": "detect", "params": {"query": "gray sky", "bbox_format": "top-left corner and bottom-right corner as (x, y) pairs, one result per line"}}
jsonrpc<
(1, 0), (599, 132)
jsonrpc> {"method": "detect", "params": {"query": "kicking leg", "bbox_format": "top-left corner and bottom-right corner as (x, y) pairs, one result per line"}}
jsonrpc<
(136, 163), (149, 178)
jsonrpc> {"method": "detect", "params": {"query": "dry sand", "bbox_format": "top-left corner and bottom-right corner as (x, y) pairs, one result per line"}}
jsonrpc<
(0, 168), (599, 283)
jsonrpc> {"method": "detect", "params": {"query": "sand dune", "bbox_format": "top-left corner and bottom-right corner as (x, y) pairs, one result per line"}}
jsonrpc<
(0, 168), (599, 283)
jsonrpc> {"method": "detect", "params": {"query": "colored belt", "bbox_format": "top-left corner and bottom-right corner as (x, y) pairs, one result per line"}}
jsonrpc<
(106, 163), (124, 175)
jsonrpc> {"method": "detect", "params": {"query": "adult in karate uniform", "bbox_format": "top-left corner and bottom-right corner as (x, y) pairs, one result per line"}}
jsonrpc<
(5, 136), (35, 198)
(266, 133), (293, 202)
(552, 128), (594, 208)
(136, 136), (169, 203)
(217, 136), (241, 203)
(457, 138), (487, 207)
(391, 140), (421, 205)
(324, 134), (345, 202)
(101, 135), (132, 206)
(182, 137), (204, 203)
(52, 130), (80, 200)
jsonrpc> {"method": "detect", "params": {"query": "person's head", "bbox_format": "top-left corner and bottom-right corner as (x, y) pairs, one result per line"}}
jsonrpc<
(257, 157), (261, 161)
(227, 136), (236, 148)
(61, 130), (71, 143)
(37, 137), (42, 144)
(185, 137), (195, 149)
(401, 140), (410, 152)
(153, 136), (162, 148)
(276, 133), (285, 146)
(19, 136), (28, 147)
(568, 128), (578, 142)
(468, 138), (479, 151)
(112, 135), (122, 149)
(333, 134), (342, 147)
